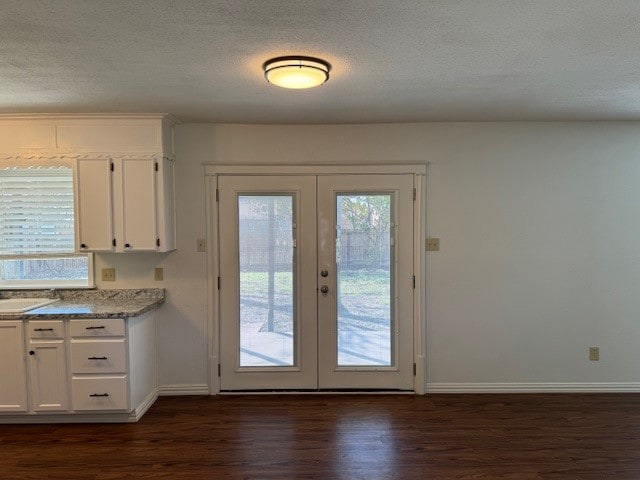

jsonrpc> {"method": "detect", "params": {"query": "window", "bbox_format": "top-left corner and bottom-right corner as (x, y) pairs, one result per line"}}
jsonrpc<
(0, 166), (93, 288)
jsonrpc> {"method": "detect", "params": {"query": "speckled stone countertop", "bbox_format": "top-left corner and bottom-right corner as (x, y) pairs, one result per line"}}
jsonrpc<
(0, 289), (165, 320)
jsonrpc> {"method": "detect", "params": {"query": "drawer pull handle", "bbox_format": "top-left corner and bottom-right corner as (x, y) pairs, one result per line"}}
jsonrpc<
(34, 328), (54, 332)
(88, 356), (108, 360)
(89, 393), (110, 398)
(85, 326), (106, 330)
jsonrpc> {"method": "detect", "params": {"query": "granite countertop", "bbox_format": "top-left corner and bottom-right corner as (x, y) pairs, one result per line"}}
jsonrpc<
(0, 289), (165, 320)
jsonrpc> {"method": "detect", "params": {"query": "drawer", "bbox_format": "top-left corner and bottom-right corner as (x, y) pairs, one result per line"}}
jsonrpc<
(28, 320), (64, 339)
(72, 376), (128, 411)
(71, 339), (127, 374)
(70, 319), (125, 338)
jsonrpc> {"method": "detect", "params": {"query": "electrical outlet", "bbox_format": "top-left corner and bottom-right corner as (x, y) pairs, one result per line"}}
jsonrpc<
(154, 267), (164, 281)
(589, 346), (600, 361)
(101, 268), (116, 282)
(426, 238), (440, 251)
(197, 238), (207, 252)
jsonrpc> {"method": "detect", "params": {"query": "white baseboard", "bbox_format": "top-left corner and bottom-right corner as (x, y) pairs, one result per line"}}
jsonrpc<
(155, 382), (640, 396)
(426, 382), (640, 393)
(130, 388), (159, 421)
(158, 384), (210, 396)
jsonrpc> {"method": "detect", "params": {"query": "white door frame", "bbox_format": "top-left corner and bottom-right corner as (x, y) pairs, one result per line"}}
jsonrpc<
(204, 164), (427, 394)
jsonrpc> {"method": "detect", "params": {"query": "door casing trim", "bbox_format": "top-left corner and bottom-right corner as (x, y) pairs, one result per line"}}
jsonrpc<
(205, 164), (427, 394)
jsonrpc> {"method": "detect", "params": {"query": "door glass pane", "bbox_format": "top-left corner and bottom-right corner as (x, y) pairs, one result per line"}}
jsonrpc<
(238, 195), (295, 367)
(336, 194), (393, 366)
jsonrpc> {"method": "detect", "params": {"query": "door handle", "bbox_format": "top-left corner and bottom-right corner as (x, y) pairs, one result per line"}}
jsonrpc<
(320, 285), (329, 294)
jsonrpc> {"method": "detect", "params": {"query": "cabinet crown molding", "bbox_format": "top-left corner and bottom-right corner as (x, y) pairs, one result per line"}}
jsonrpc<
(0, 153), (173, 162)
(0, 115), (175, 160)
(0, 113), (178, 123)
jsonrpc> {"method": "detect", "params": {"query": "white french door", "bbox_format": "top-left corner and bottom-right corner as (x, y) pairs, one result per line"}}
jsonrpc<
(216, 173), (417, 391)
(218, 175), (318, 390)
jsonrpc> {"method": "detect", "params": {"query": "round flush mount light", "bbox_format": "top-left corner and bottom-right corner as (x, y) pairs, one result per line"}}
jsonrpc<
(263, 56), (331, 89)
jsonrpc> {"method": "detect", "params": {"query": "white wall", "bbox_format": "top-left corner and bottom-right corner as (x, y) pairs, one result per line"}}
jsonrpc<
(99, 122), (640, 392)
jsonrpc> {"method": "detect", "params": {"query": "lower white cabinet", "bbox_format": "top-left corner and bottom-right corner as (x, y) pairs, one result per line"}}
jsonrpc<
(28, 341), (68, 411)
(0, 312), (157, 422)
(70, 318), (130, 411)
(28, 320), (68, 412)
(0, 321), (28, 412)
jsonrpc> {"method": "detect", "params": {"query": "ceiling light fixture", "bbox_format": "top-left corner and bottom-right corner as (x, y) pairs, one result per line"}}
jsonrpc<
(263, 56), (331, 89)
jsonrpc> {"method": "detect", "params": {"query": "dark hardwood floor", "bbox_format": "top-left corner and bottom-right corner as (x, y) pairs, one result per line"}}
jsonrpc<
(2, 394), (640, 479)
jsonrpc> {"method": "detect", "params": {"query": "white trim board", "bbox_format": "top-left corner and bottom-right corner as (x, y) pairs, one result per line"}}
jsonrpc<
(426, 383), (640, 393)
(204, 164), (427, 176)
(158, 384), (210, 396)
(206, 165), (427, 394)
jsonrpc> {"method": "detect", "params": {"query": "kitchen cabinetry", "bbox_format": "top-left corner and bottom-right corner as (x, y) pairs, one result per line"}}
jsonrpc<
(27, 321), (68, 412)
(0, 321), (27, 412)
(69, 313), (157, 416)
(70, 318), (129, 411)
(0, 311), (157, 422)
(0, 115), (177, 254)
(76, 159), (113, 251)
(76, 157), (176, 252)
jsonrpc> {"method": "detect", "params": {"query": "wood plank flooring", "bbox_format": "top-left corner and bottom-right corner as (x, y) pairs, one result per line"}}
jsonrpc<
(2, 394), (640, 479)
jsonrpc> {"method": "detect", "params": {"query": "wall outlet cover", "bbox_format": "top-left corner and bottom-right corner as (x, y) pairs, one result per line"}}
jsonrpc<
(101, 268), (116, 282)
(426, 238), (440, 251)
(589, 346), (600, 361)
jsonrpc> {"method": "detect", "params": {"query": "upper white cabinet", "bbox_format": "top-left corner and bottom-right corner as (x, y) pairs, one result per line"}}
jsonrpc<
(77, 157), (176, 252)
(0, 114), (177, 253)
(76, 159), (114, 251)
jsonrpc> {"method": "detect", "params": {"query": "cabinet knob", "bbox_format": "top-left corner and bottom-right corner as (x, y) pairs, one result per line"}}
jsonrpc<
(29, 350), (35, 356)
(80, 243), (87, 249)
(124, 243), (131, 248)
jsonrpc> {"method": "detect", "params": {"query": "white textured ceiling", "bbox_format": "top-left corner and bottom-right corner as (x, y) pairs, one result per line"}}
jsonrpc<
(1, 0), (640, 123)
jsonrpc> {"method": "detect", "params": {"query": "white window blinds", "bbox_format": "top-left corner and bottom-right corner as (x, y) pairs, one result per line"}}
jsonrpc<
(0, 167), (75, 255)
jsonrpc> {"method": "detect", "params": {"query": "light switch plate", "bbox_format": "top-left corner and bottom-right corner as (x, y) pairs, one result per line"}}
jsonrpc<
(154, 267), (164, 281)
(589, 346), (600, 361)
(197, 238), (207, 252)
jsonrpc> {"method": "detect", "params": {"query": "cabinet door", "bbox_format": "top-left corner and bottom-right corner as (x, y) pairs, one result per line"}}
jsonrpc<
(156, 158), (176, 252)
(0, 322), (27, 412)
(120, 159), (157, 251)
(28, 340), (69, 412)
(77, 159), (114, 251)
